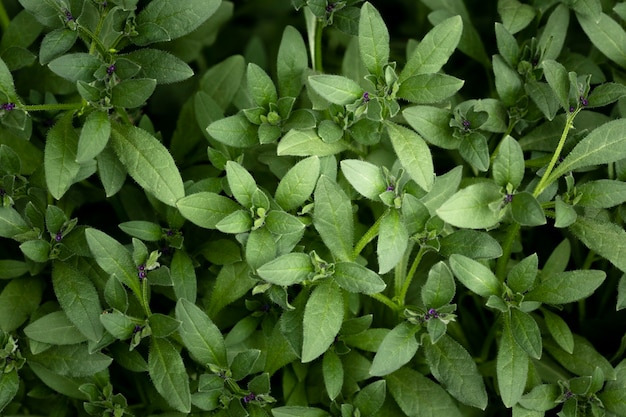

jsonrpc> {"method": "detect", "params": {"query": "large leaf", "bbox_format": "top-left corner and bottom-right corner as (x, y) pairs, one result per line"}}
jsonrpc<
(302, 280), (344, 363)
(569, 215), (626, 272)
(358, 2), (389, 76)
(44, 111), (81, 200)
(385, 122), (434, 191)
(177, 192), (240, 229)
(577, 12), (626, 69)
(437, 182), (503, 229)
(377, 209), (409, 274)
(370, 322), (419, 376)
(110, 123), (184, 206)
(524, 269), (606, 304)
(0, 277), (43, 332)
(313, 176), (354, 261)
(148, 337), (191, 413)
(29, 344), (112, 377)
(497, 315), (529, 408)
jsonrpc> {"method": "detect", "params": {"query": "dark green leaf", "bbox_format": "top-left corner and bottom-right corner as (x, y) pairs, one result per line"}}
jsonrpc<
(0, 369), (18, 414)
(507, 253), (538, 294)
(76, 111), (110, 163)
(576, 179), (626, 208)
(511, 191), (546, 226)
(334, 261), (386, 294)
(19, 239), (50, 263)
(370, 322), (419, 376)
(96, 146), (127, 197)
(110, 78), (156, 108)
(587, 82), (626, 108)
(397, 74), (464, 104)
(24, 310), (87, 344)
(44, 112), (80, 200)
(302, 280), (344, 363)
(543, 335), (615, 380)
(313, 175), (354, 261)
(449, 254), (502, 298)
(577, 11), (626, 69)
(123, 49), (194, 84)
(358, 2), (389, 76)
(493, 54), (523, 107)
(148, 337), (191, 413)
(207, 114), (259, 148)
(248, 62), (278, 108)
(459, 131), (490, 172)
(525, 80), (560, 121)
(170, 250), (197, 303)
(518, 384), (560, 412)
(226, 160), (258, 209)
(497, 315), (529, 408)
(199, 55), (246, 111)
(322, 349), (343, 400)
(542, 60), (570, 111)
(439, 229), (503, 259)
(257, 253), (313, 286)
(525, 269), (606, 304)
(30, 344), (112, 377)
(542, 308), (574, 354)
(354, 380), (386, 416)
(509, 308), (542, 359)
(421, 261), (455, 309)
(569, 216), (626, 272)
(498, 0), (535, 34)
(0, 277), (43, 332)
(271, 406), (330, 417)
(39, 28), (78, 65)
(386, 121), (434, 191)
(48, 53), (101, 83)
(308, 75), (363, 105)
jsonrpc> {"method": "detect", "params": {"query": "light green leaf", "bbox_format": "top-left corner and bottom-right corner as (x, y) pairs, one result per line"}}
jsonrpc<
(569, 216), (626, 272)
(275, 156), (320, 211)
(421, 261), (456, 309)
(498, 0), (535, 34)
(271, 406), (330, 417)
(47, 53), (101, 82)
(277, 25), (308, 98)
(511, 191), (546, 226)
(541, 60), (570, 111)
(525, 269), (606, 304)
(148, 337), (191, 413)
(509, 308), (542, 359)
(39, 28), (78, 65)
(340, 159), (386, 201)
(403, 105), (458, 149)
(577, 12), (626, 69)
(313, 175), (354, 261)
(439, 229), (503, 260)
(437, 182), (503, 229)
(322, 349), (343, 400)
(302, 280), (344, 363)
(247, 62), (278, 108)
(44, 111), (80, 200)
(507, 253), (538, 294)
(377, 209), (409, 274)
(449, 254), (502, 298)
(459, 131), (490, 172)
(0, 369), (18, 414)
(399, 15), (463, 81)
(424, 334), (488, 409)
(225, 160), (258, 209)
(497, 315), (529, 408)
(397, 73), (464, 104)
(177, 192), (240, 229)
(334, 261), (386, 294)
(370, 322), (419, 376)
(278, 129), (347, 156)
(492, 135), (525, 188)
(76, 111), (110, 163)
(110, 123), (184, 206)
(542, 308), (574, 354)
(257, 253), (313, 286)
(493, 54), (523, 107)
(386, 121), (434, 191)
(207, 114), (259, 148)
(576, 179), (626, 208)
(308, 74), (363, 105)
(358, 2), (389, 76)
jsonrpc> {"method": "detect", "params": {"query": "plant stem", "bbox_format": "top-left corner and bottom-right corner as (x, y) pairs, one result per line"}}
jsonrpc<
(141, 278), (152, 317)
(394, 241), (415, 297)
(0, 0), (9, 31)
(352, 211), (385, 260)
(496, 222), (520, 281)
(368, 292), (399, 312)
(20, 103), (84, 112)
(397, 246), (426, 306)
(313, 20), (324, 73)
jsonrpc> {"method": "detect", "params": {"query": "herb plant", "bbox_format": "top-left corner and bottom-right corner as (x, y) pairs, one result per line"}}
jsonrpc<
(1, 0), (626, 416)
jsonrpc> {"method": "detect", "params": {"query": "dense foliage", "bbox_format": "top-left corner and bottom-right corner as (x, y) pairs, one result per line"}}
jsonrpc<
(1, 0), (626, 416)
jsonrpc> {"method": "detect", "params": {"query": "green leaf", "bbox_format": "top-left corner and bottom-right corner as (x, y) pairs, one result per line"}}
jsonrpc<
(439, 229), (503, 260)
(175, 298), (228, 368)
(308, 75), (363, 105)
(302, 280), (344, 363)
(340, 159), (386, 201)
(498, 0), (535, 34)
(569, 216), (626, 272)
(334, 261), (386, 294)
(30, 344), (112, 377)
(0, 369), (18, 414)
(354, 380), (386, 415)
(619, 274), (626, 311)
(207, 114), (259, 148)
(397, 74), (464, 104)
(507, 253), (538, 294)
(0, 259), (28, 278)
(421, 261), (455, 309)
(170, 250), (197, 303)
(48, 53), (101, 82)
(322, 349), (343, 400)
(542, 308), (574, 354)
(399, 15), (463, 81)
(542, 60), (570, 111)
(525, 80), (559, 121)
(118, 220), (162, 241)
(110, 123), (184, 206)
(577, 12), (626, 69)
(544, 335), (615, 380)
(277, 25), (308, 98)
(576, 179), (626, 208)
(85, 228), (141, 299)
(492, 135), (525, 188)
(265, 210), (305, 236)
(52, 261), (103, 342)
(358, 2), (389, 76)
(494, 23), (519, 67)
(511, 192), (546, 226)
(247, 62), (278, 108)
(403, 105), (457, 149)
(459, 131), (490, 172)
(257, 253), (313, 286)
(271, 406), (330, 417)
(277, 129), (347, 156)
(148, 313), (181, 338)
(225, 160), (257, 209)
(110, 78), (156, 108)
(377, 209), (409, 274)
(148, 337), (191, 413)
(19, 239), (50, 263)
(0, 206), (29, 239)
(123, 48), (194, 84)
(497, 315), (529, 408)
(386, 367), (462, 417)
(370, 322), (419, 376)
(246, 227), (277, 271)
(0, 277), (43, 332)
(587, 82), (626, 108)
(449, 254), (502, 298)
(44, 111), (81, 200)
(96, 146), (127, 197)
(0, 56), (16, 100)
(424, 334), (488, 409)
(525, 269), (606, 304)
(493, 54), (523, 107)
(134, 0), (221, 45)
(509, 308), (542, 359)
(437, 182), (503, 229)
(24, 311), (87, 345)
(199, 55), (246, 111)
(313, 176), (354, 261)
(76, 111), (110, 163)
(538, 4), (569, 61)
(275, 156), (320, 211)
(177, 192), (240, 229)
(39, 28), (78, 65)
(385, 121), (434, 192)
(597, 359), (626, 416)
(207, 262), (256, 317)
(518, 384), (560, 412)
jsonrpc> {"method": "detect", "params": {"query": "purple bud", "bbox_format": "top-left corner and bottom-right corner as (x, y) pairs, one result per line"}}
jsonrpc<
(138, 264), (145, 271)
(166, 229), (174, 236)
(326, 3), (335, 12)
(1, 103), (15, 111)
(106, 64), (116, 75)
(569, 106), (575, 113)
(462, 119), (471, 130)
(504, 194), (514, 204)
(243, 393), (256, 403)
(55, 232), (63, 242)
(133, 325), (142, 334)
(386, 185), (394, 192)
(362, 91), (370, 103)
(580, 96), (588, 106)
(64, 10), (74, 21)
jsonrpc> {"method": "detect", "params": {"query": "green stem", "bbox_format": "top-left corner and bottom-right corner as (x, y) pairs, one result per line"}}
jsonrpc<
(140, 278), (152, 317)
(394, 241), (415, 297)
(495, 222), (520, 281)
(397, 246), (426, 307)
(313, 19), (324, 73)
(79, 26), (109, 58)
(352, 211), (385, 260)
(0, 1), (9, 31)
(20, 102), (83, 112)
(368, 292), (399, 312)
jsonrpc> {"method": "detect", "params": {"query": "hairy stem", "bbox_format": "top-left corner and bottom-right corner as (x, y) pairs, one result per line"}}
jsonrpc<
(398, 246), (427, 307)
(352, 210), (384, 260)
(20, 103), (84, 112)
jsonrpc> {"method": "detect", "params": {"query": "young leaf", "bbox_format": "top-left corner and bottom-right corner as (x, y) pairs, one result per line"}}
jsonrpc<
(277, 129), (347, 157)
(437, 182), (503, 229)
(76, 111), (110, 163)
(509, 308), (542, 359)
(492, 136), (524, 188)
(39, 28), (78, 65)
(403, 105), (458, 149)
(494, 23), (519, 67)
(148, 337), (191, 413)
(542, 308), (574, 354)
(421, 261), (456, 309)
(275, 156), (320, 211)
(377, 209), (409, 274)
(525, 80), (559, 121)
(459, 131), (490, 172)
(340, 159), (386, 201)
(277, 25), (308, 98)
(313, 176), (354, 261)
(449, 254), (502, 298)
(439, 229), (503, 259)
(397, 73), (464, 104)
(226, 160), (258, 209)
(110, 123), (184, 207)
(333, 261), (386, 294)
(247, 62), (278, 109)
(257, 253), (314, 286)
(0, 369), (18, 415)
(493, 54), (523, 107)
(497, 315), (529, 408)
(525, 269), (606, 304)
(44, 111), (80, 200)
(246, 227), (277, 271)
(385, 121), (434, 192)
(507, 253), (538, 294)
(308, 75), (363, 105)
(423, 334), (488, 410)
(302, 280), (344, 363)
(511, 192), (546, 226)
(358, 2), (389, 76)
(175, 298), (228, 369)
(322, 349), (343, 400)
(176, 192), (240, 229)
(498, 0), (535, 34)
(541, 60), (570, 111)
(399, 15), (463, 81)
(123, 48), (194, 84)
(96, 146), (127, 197)
(577, 12), (626, 69)
(370, 321), (419, 376)
(206, 114), (259, 148)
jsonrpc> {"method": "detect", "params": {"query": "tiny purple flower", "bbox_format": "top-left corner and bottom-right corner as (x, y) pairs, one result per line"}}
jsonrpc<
(64, 9), (74, 21)
(362, 91), (370, 103)
(166, 229), (174, 236)
(138, 265), (146, 279)
(564, 390), (574, 400)
(579, 96), (588, 106)
(102, 1), (107, 7)
(386, 185), (395, 192)
(569, 105), (575, 113)
(428, 308), (439, 318)
(106, 64), (116, 75)
(243, 393), (256, 403)
(1, 103), (15, 111)
(504, 193), (514, 204)
(55, 232), (63, 242)
(132, 325), (142, 335)
(462, 119), (471, 130)
(326, 3), (335, 12)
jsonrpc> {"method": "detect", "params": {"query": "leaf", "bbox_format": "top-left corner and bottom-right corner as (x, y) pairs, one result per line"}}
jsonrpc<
(199, 55), (246, 110)
(0, 369), (18, 414)
(511, 191), (546, 226)
(386, 367), (462, 417)
(385, 121), (434, 191)
(525, 80), (559, 121)
(110, 78), (156, 108)
(275, 156), (320, 211)
(134, 0), (221, 45)
(498, 0), (535, 34)
(277, 129), (347, 156)
(397, 73), (464, 104)
(421, 261), (456, 309)
(538, 4), (569, 61)
(494, 23), (519, 67)
(587, 82), (626, 108)
(0, 277), (43, 332)
(322, 349), (343, 400)
(110, 123), (184, 206)
(333, 261), (386, 294)
(247, 62), (278, 108)
(76, 111), (110, 163)
(459, 131), (490, 172)
(370, 322), (419, 376)
(207, 262), (256, 317)
(542, 60), (570, 111)
(492, 135), (525, 188)
(377, 209), (409, 274)
(399, 15), (463, 81)
(44, 111), (81, 200)
(576, 179), (626, 208)
(148, 337), (191, 413)
(507, 253), (538, 294)
(271, 406), (330, 417)
(24, 311), (87, 345)
(449, 254), (502, 298)
(30, 344), (112, 377)
(544, 335), (615, 380)
(619, 274), (626, 311)
(39, 28), (78, 65)
(177, 192), (240, 229)
(313, 176), (354, 261)
(52, 261), (103, 342)
(170, 250), (197, 304)
(96, 146), (127, 197)
(424, 334), (488, 409)
(257, 253), (314, 286)
(497, 315), (529, 408)
(175, 298), (228, 368)
(19, 239), (50, 263)
(439, 229), (503, 260)
(0, 206), (29, 239)
(437, 182), (503, 229)
(525, 269), (606, 304)
(569, 216), (626, 273)
(47, 53), (101, 82)
(85, 228), (141, 299)
(577, 12), (626, 69)
(123, 48), (194, 84)
(340, 159), (386, 201)
(302, 280), (344, 363)
(358, 2), (389, 76)
(403, 105), (458, 149)
(206, 114), (259, 148)
(493, 54), (523, 107)
(308, 75), (363, 105)
(277, 25), (308, 98)
(509, 308), (542, 359)
(542, 308), (574, 354)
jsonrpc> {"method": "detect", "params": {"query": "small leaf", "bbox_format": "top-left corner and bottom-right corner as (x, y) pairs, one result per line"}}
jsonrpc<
(39, 28), (78, 65)
(358, 2), (389, 76)
(308, 75), (363, 105)
(498, 0), (535, 34)
(525, 269), (606, 304)
(207, 114), (259, 148)
(110, 78), (156, 108)
(370, 321), (419, 376)
(0, 277), (43, 332)
(497, 315), (529, 408)
(257, 253), (314, 286)
(170, 250), (197, 303)
(492, 135), (525, 188)
(322, 349), (343, 400)
(507, 253), (538, 294)
(313, 176), (354, 261)
(542, 60), (570, 111)
(542, 308), (574, 354)
(449, 254), (502, 298)
(437, 182), (503, 229)
(511, 192), (546, 226)
(334, 261), (386, 294)
(340, 159), (386, 200)
(275, 156), (320, 211)
(177, 192), (240, 229)
(148, 337), (191, 413)
(459, 131), (490, 172)
(76, 111), (110, 163)
(509, 308), (542, 359)
(385, 121), (434, 191)
(0, 369), (18, 415)
(277, 129), (347, 157)
(397, 73), (464, 104)
(569, 216), (626, 272)
(439, 229), (503, 260)
(44, 112), (80, 200)
(421, 261), (456, 309)
(377, 209), (409, 274)
(403, 105), (458, 149)
(302, 280), (344, 363)
(247, 62), (278, 108)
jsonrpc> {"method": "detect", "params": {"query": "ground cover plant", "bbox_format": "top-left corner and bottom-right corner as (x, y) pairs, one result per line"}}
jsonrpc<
(1, 0), (626, 415)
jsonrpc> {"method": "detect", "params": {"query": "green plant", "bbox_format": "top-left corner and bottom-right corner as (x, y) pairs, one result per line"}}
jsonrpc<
(1, 0), (626, 416)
